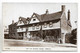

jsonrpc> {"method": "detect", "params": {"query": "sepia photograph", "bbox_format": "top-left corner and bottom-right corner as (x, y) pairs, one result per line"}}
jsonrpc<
(3, 3), (77, 52)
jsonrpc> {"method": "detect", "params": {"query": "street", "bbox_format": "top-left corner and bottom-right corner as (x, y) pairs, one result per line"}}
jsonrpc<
(4, 39), (58, 47)
(3, 39), (77, 51)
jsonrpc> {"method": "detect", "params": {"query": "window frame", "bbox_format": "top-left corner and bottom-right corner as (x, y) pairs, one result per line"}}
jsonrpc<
(44, 23), (47, 28)
(33, 18), (36, 21)
(36, 24), (39, 29)
(32, 24), (35, 30)
(49, 22), (53, 27)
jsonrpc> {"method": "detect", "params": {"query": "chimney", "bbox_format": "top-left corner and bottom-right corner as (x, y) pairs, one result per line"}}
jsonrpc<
(45, 9), (49, 14)
(61, 5), (65, 12)
(12, 20), (14, 24)
(68, 10), (70, 20)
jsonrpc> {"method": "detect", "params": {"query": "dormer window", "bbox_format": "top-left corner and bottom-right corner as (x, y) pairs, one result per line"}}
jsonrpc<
(49, 22), (53, 27)
(33, 19), (36, 21)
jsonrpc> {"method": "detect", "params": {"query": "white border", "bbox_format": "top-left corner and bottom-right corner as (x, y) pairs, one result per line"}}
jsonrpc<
(0, 0), (80, 53)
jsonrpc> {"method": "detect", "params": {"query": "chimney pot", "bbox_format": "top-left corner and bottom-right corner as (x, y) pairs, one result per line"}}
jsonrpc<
(68, 10), (70, 20)
(62, 5), (65, 12)
(46, 9), (49, 14)
(12, 20), (14, 24)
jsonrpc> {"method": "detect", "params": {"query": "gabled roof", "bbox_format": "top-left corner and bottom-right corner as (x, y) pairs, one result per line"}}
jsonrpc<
(32, 11), (63, 22)
(19, 17), (27, 24)
(31, 13), (41, 21)
(41, 11), (62, 22)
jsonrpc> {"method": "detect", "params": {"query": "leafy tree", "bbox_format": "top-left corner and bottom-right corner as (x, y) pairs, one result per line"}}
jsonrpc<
(69, 28), (77, 44)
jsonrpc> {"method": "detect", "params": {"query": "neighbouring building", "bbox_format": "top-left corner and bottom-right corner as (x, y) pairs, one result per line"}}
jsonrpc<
(17, 17), (30, 39)
(8, 17), (30, 39)
(8, 5), (72, 44)
(4, 26), (9, 39)
(9, 20), (18, 39)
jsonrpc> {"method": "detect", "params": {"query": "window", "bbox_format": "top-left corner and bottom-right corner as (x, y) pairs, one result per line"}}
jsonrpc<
(33, 19), (36, 21)
(19, 34), (21, 36)
(19, 27), (21, 31)
(20, 21), (22, 24)
(22, 28), (23, 30)
(49, 22), (53, 27)
(44, 23), (47, 28)
(19, 18), (21, 21)
(33, 24), (35, 27)
(32, 24), (35, 30)
(25, 21), (27, 24)
(19, 27), (20, 29)
(36, 24), (39, 29)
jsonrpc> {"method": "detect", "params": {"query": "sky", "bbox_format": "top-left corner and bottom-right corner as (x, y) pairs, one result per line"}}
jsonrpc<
(2, 3), (77, 29)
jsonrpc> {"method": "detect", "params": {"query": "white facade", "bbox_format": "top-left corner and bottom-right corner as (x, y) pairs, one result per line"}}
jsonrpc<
(28, 25), (41, 31)
(17, 21), (24, 26)
(28, 20), (60, 31)
(17, 28), (26, 32)
(42, 21), (60, 30)
(29, 17), (40, 24)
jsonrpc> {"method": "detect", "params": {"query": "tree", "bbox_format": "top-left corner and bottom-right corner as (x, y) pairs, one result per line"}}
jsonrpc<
(69, 28), (77, 44)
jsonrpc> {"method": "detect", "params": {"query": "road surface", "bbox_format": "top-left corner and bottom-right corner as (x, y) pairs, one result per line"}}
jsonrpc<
(3, 39), (77, 51)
